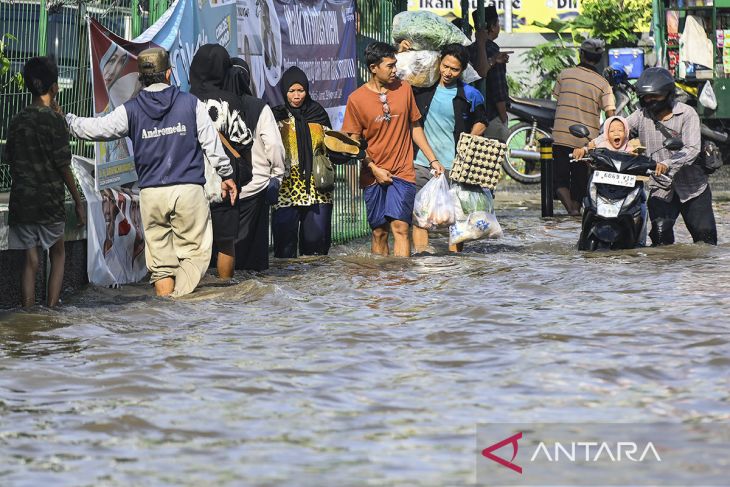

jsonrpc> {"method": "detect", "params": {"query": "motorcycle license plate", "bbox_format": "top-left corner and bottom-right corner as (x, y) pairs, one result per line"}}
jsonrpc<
(593, 171), (636, 187)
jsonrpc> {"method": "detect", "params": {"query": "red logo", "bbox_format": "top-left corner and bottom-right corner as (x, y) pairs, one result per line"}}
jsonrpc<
(481, 432), (523, 474)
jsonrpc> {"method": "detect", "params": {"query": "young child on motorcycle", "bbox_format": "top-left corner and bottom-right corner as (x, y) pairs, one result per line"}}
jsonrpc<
(572, 116), (640, 159)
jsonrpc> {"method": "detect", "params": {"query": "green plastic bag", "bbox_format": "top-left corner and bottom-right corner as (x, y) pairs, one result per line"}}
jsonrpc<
(392, 11), (470, 51)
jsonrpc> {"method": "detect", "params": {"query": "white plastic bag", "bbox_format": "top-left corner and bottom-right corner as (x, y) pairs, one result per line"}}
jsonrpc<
(396, 50), (441, 88)
(413, 173), (455, 230)
(396, 51), (481, 87)
(204, 154), (223, 204)
(448, 183), (502, 245)
(699, 81), (717, 110)
(461, 63), (482, 84)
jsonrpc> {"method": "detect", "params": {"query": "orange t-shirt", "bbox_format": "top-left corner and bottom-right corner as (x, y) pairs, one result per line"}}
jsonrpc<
(341, 80), (421, 187)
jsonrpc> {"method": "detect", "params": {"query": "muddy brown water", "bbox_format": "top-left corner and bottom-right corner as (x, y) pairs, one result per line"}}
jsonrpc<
(1, 189), (729, 485)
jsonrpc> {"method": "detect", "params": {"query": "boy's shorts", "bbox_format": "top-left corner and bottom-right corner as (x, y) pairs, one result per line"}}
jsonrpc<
(414, 163), (451, 192)
(8, 222), (65, 250)
(363, 177), (417, 229)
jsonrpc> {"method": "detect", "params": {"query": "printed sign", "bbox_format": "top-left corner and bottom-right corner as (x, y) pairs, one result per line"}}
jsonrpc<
(407, 0), (582, 33)
(237, 0), (357, 129)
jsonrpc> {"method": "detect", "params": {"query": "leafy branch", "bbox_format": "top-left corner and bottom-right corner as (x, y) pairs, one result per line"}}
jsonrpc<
(1, 33), (24, 91)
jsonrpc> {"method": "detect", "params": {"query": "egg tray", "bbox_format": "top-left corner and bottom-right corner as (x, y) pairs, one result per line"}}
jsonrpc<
(449, 133), (506, 191)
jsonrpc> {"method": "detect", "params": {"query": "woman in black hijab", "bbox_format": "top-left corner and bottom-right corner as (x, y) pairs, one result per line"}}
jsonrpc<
(190, 45), (260, 278)
(271, 66), (334, 258)
(220, 56), (286, 272)
(223, 57), (254, 97)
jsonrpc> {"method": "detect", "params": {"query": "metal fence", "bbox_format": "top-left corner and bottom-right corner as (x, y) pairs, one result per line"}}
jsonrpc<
(0, 0), (406, 244)
(0, 0), (151, 190)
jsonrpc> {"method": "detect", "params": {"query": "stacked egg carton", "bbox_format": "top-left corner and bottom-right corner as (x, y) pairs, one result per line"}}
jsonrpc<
(449, 133), (506, 191)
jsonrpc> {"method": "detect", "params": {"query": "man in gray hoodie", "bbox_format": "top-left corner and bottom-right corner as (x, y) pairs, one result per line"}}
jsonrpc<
(66, 47), (236, 297)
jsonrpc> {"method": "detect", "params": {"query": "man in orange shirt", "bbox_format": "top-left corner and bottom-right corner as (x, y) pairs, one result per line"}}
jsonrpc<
(342, 42), (444, 257)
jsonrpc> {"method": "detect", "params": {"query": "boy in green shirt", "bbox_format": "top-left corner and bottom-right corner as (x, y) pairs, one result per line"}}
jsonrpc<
(5, 57), (84, 307)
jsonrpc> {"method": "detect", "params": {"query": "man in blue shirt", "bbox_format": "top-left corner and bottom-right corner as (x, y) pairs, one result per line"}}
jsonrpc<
(67, 48), (237, 297)
(411, 43), (488, 252)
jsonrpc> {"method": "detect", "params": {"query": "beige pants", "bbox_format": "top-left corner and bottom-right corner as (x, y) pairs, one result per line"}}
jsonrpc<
(140, 184), (212, 298)
(485, 117), (509, 143)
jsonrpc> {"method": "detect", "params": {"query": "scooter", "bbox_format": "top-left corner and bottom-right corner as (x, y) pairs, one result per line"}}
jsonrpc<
(503, 96), (556, 184)
(569, 124), (684, 251)
(603, 66), (638, 116)
(673, 83), (730, 167)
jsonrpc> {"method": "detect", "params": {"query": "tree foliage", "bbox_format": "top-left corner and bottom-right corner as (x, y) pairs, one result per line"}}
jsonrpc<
(580, 0), (652, 48)
(1, 34), (24, 91)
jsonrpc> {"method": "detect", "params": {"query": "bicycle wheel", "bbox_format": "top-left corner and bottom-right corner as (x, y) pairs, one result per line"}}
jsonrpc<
(502, 122), (550, 184)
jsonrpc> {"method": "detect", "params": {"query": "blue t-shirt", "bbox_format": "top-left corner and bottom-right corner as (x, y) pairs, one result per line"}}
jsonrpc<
(415, 84), (457, 170)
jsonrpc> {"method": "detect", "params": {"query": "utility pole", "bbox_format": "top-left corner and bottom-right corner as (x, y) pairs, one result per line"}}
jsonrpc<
(504, 0), (512, 33)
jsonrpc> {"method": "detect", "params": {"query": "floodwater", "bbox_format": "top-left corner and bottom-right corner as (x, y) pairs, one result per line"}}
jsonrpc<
(1, 190), (730, 486)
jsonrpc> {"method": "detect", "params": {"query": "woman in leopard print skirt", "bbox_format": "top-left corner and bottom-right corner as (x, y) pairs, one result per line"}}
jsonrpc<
(271, 67), (333, 258)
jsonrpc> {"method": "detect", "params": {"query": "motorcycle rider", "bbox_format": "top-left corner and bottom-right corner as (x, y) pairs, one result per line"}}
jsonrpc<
(627, 67), (717, 245)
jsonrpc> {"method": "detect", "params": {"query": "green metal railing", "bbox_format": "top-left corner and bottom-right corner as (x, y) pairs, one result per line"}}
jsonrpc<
(1, 0), (406, 245)
(1, 0), (153, 192)
(357, 0), (406, 84)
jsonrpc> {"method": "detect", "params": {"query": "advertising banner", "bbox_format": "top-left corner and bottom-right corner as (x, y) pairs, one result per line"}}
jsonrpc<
(236, 0), (357, 129)
(72, 156), (148, 287)
(88, 0), (237, 191)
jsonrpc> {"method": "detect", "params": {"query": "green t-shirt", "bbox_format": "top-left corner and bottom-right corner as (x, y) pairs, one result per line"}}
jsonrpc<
(6, 105), (71, 225)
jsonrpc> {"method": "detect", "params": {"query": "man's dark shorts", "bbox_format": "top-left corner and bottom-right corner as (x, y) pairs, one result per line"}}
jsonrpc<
(553, 144), (589, 204)
(363, 177), (417, 229)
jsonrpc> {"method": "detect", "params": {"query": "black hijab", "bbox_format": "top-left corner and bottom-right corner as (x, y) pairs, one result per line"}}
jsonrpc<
(273, 66), (331, 192)
(223, 57), (254, 97)
(189, 44), (232, 101)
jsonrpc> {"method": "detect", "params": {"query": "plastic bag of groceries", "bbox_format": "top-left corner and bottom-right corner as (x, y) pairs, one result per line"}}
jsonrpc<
(461, 63), (481, 84)
(396, 51), (440, 87)
(413, 173), (456, 229)
(396, 50), (482, 87)
(392, 11), (470, 51)
(449, 183), (502, 245)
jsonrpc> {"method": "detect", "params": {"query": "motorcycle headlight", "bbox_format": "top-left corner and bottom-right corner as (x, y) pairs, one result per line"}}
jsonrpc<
(596, 195), (623, 218)
(590, 183), (597, 204)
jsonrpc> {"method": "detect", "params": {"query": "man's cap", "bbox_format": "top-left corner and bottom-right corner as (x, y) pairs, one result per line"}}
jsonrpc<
(137, 47), (170, 75)
(580, 38), (606, 55)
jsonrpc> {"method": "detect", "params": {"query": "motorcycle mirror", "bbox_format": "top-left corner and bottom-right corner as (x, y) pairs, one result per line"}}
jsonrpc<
(663, 138), (684, 151)
(569, 124), (591, 139)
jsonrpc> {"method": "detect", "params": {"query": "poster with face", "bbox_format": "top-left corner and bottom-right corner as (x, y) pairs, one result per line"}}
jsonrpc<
(89, 26), (142, 189)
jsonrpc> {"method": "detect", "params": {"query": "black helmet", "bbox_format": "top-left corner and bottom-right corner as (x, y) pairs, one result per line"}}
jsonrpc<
(635, 67), (675, 99)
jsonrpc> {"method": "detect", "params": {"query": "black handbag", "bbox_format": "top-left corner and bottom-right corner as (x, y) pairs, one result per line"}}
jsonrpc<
(698, 139), (722, 175)
(653, 119), (720, 175)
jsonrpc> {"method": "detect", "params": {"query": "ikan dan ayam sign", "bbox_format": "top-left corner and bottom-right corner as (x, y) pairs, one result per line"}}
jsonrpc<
(409, 0), (582, 33)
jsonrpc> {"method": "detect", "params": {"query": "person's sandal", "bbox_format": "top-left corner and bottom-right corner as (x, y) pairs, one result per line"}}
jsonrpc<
(324, 130), (361, 156)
